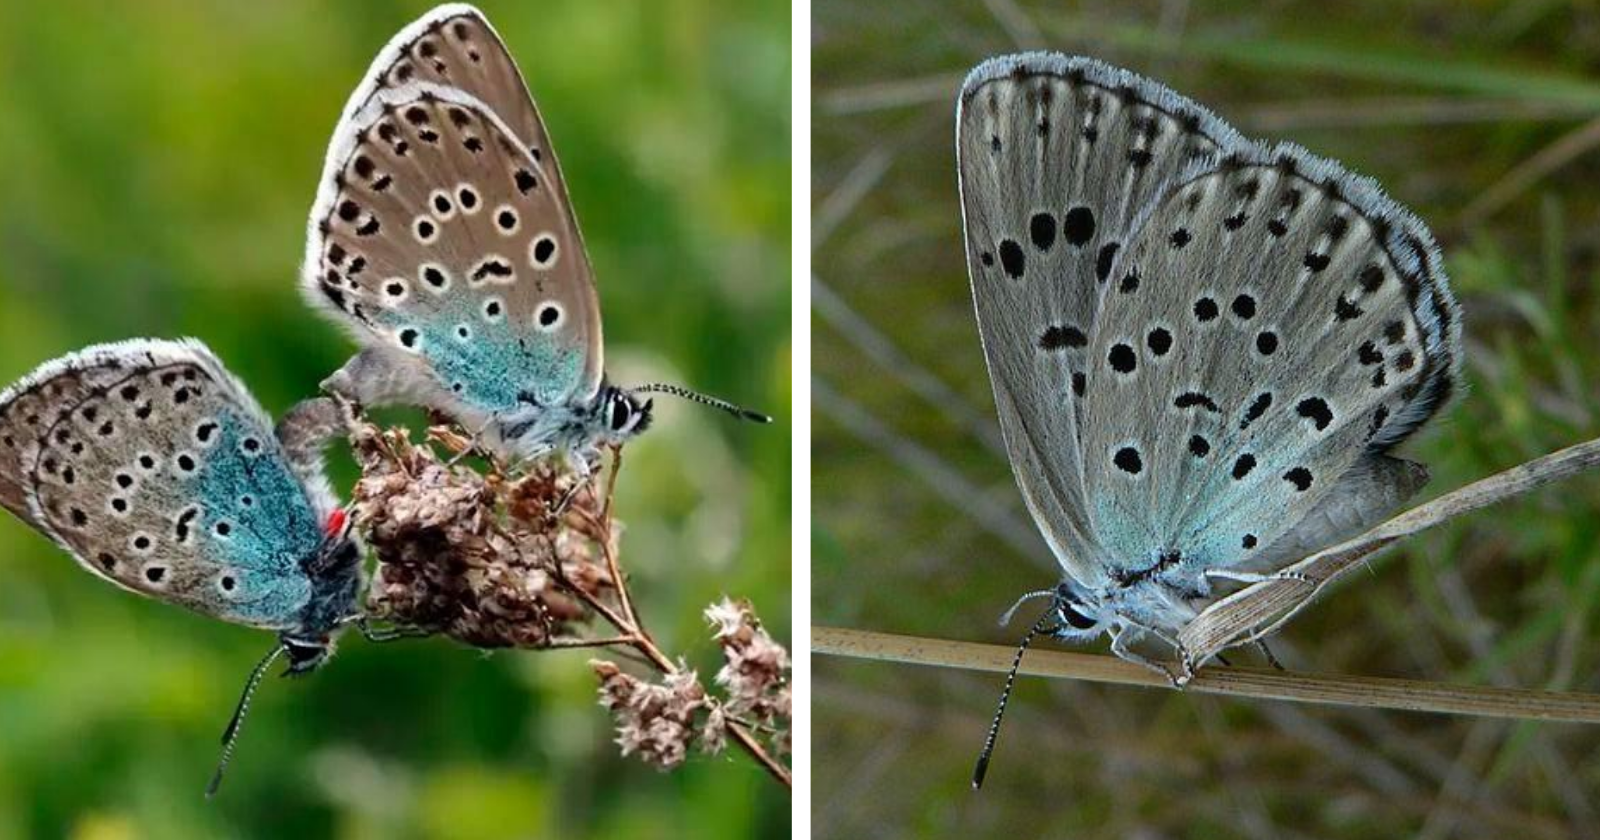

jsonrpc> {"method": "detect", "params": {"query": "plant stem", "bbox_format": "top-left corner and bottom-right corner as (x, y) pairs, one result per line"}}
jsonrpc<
(814, 626), (1600, 724)
(552, 450), (792, 789)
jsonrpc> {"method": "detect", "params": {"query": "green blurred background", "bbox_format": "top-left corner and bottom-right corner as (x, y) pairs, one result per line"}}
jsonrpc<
(0, 1), (790, 838)
(814, 1), (1600, 838)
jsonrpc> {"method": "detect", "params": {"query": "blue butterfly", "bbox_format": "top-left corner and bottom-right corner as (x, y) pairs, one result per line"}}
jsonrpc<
(957, 54), (1461, 784)
(0, 338), (371, 794)
(300, 4), (767, 468)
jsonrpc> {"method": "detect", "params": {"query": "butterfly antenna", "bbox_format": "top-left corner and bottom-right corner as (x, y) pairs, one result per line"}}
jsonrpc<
(972, 611), (1055, 791)
(630, 383), (772, 424)
(206, 644), (284, 799)
(997, 588), (1057, 627)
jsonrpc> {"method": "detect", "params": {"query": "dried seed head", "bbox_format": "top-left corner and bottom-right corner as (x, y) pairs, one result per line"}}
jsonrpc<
(707, 598), (791, 755)
(592, 660), (712, 769)
(352, 421), (611, 648)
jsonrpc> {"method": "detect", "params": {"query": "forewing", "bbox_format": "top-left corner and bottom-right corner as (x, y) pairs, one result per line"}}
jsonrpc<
(0, 343), (158, 522)
(957, 54), (1248, 585)
(304, 83), (602, 414)
(1076, 146), (1461, 577)
(25, 340), (331, 630)
(337, 4), (573, 206)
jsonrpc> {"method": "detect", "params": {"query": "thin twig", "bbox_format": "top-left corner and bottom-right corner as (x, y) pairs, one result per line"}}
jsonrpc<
(1458, 114), (1600, 227)
(546, 450), (791, 788)
(547, 636), (640, 650)
(813, 627), (1600, 724)
(596, 448), (637, 628)
(1239, 96), (1597, 132)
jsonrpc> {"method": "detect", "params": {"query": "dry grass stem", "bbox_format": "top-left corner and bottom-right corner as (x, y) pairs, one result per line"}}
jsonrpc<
(813, 627), (1600, 724)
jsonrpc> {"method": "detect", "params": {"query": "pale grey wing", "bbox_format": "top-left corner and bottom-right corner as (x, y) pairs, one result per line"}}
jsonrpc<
(1242, 454), (1428, 574)
(337, 4), (575, 208)
(26, 340), (333, 630)
(1077, 145), (1461, 577)
(957, 53), (1249, 585)
(303, 83), (603, 416)
(0, 342), (161, 522)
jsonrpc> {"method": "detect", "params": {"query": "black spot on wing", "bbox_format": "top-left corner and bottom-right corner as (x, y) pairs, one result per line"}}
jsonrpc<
(1296, 397), (1333, 431)
(1039, 325), (1087, 351)
(1029, 213), (1056, 251)
(1063, 207), (1095, 246)
(998, 240), (1025, 278)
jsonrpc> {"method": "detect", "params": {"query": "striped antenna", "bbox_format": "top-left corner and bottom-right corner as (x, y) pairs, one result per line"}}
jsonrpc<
(630, 383), (771, 424)
(206, 644), (284, 798)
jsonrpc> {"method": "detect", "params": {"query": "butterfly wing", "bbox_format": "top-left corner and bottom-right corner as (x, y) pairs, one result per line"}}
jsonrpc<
(0, 343), (156, 522)
(18, 339), (336, 631)
(1075, 143), (1461, 581)
(303, 6), (603, 425)
(336, 4), (572, 206)
(957, 54), (1248, 586)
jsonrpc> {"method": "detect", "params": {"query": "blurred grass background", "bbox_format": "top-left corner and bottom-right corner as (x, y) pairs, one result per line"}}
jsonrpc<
(813, 1), (1600, 838)
(0, 1), (790, 838)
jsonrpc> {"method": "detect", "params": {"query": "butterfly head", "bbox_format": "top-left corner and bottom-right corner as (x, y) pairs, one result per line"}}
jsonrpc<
(1049, 578), (1110, 641)
(599, 386), (654, 445)
(284, 507), (364, 668)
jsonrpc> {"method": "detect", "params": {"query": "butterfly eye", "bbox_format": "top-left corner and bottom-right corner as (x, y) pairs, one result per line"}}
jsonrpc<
(610, 397), (633, 432)
(1058, 599), (1098, 630)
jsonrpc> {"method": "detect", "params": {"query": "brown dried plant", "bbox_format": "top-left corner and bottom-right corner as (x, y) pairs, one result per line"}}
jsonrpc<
(348, 419), (791, 787)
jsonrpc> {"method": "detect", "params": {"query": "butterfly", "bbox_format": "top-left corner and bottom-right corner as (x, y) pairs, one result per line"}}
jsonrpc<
(956, 53), (1462, 782)
(300, 3), (768, 469)
(0, 338), (366, 794)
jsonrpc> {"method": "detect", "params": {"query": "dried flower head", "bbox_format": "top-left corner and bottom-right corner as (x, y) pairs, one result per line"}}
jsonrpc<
(708, 598), (792, 751)
(353, 421), (611, 648)
(592, 660), (713, 769)
(341, 417), (790, 787)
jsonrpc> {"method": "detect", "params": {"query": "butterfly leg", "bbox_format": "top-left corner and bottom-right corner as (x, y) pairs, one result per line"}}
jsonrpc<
(1109, 625), (1185, 688)
(1256, 640), (1286, 671)
(1203, 568), (1316, 586)
(543, 450), (601, 517)
(549, 476), (587, 517)
(444, 414), (501, 466)
(351, 614), (433, 643)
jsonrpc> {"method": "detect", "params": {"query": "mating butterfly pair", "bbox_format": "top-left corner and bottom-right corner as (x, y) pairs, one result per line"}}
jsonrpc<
(0, 3), (764, 794)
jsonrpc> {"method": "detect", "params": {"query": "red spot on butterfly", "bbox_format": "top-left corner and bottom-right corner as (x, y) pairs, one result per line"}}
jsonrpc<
(324, 509), (348, 538)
